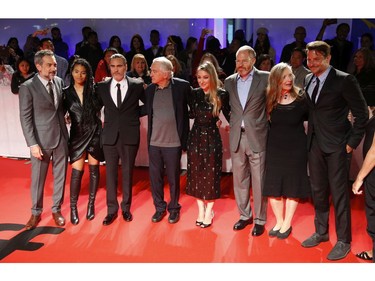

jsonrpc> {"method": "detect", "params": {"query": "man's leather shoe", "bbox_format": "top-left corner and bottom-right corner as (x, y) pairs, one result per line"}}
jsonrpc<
(103, 213), (118, 225)
(233, 218), (253, 231)
(52, 211), (65, 226)
(327, 241), (351, 261)
(122, 211), (133, 222)
(151, 211), (166, 223)
(168, 211), (180, 224)
(301, 233), (329, 248)
(25, 214), (41, 230)
(251, 224), (265, 236)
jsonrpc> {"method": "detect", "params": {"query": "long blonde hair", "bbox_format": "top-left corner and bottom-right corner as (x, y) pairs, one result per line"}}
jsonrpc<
(196, 61), (222, 117)
(266, 62), (300, 117)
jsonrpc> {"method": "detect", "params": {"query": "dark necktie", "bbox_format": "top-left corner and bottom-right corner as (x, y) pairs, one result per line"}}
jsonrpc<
(47, 81), (55, 105)
(116, 83), (121, 108)
(311, 77), (320, 105)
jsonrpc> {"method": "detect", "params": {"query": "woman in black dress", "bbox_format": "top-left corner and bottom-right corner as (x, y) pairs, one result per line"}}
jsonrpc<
(263, 63), (310, 239)
(63, 58), (104, 225)
(186, 61), (229, 228)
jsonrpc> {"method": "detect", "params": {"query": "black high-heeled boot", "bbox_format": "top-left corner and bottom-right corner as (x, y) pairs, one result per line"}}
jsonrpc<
(70, 168), (84, 225)
(86, 165), (99, 220)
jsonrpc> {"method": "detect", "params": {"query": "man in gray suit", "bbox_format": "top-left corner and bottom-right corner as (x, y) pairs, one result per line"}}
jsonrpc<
(19, 49), (69, 230)
(224, 45), (269, 236)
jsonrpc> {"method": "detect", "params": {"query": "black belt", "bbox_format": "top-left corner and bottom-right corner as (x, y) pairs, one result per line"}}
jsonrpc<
(241, 127), (245, 132)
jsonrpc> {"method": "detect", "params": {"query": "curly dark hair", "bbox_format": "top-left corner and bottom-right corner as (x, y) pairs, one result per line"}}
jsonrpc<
(69, 58), (101, 127)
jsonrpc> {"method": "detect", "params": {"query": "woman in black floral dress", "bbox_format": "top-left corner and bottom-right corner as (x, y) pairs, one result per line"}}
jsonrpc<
(186, 61), (229, 228)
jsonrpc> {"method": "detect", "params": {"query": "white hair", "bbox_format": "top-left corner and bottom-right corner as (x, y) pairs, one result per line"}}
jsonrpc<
(152, 57), (173, 78)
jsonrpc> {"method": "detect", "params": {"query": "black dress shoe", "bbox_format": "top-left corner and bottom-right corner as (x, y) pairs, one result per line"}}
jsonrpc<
(277, 226), (292, 239)
(102, 213), (118, 225)
(151, 211), (166, 223)
(327, 241), (351, 261)
(122, 211), (133, 222)
(301, 233), (329, 248)
(168, 211), (180, 224)
(233, 218), (253, 231)
(251, 224), (265, 236)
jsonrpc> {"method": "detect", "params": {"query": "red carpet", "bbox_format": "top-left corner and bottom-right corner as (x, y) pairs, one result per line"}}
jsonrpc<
(0, 157), (374, 278)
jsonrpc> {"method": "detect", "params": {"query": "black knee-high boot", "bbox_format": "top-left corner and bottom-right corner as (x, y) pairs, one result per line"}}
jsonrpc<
(70, 168), (84, 225)
(87, 165), (99, 220)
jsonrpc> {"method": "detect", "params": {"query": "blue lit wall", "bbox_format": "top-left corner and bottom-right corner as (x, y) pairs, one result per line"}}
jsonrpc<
(1, 18), (374, 63)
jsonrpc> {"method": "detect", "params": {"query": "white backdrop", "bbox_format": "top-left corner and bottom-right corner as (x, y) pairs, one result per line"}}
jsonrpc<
(0, 86), (233, 171)
(0, 86), (29, 158)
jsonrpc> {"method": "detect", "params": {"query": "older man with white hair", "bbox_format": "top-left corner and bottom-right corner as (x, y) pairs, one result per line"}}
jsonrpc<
(143, 57), (190, 224)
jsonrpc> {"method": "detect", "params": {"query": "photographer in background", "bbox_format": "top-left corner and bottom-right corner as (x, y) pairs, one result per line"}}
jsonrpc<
(315, 19), (353, 71)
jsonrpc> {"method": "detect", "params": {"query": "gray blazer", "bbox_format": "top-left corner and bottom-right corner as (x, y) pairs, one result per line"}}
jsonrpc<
(19, 74), (69, 149)
(224, 68), (269, 153)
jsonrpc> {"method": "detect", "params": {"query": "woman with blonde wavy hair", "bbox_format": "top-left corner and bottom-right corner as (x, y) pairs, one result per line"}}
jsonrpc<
(185, 61), (230, 228)
(191, 52), (227, 88)
(263, 62), (310, 239)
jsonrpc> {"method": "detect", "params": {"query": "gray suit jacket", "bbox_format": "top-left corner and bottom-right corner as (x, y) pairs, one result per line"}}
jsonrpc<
(224, 68), (269, 153)
(19, 74), (69, 149)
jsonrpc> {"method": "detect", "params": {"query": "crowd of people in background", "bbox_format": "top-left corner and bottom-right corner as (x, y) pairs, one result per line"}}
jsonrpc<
(1, 19), (375, 263)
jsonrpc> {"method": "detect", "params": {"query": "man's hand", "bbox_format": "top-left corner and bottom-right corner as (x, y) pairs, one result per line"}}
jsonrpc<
(30, 145), (43, 160)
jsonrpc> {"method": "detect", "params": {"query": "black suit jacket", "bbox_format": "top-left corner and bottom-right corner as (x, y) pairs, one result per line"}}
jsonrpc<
(305, 67), (368, 153)
(143, 77), (190, 151)
(96, 77), (145, 146)
(145, 46), (163, 67)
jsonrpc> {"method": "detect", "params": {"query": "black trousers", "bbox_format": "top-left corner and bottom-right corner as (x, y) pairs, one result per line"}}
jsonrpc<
(148, 145), (182, 213)
(103, 139), (139, 214)
(308, 138), (352, 243)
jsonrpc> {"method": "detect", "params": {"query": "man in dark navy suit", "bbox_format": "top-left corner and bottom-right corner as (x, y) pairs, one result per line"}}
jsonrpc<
(301, 41), (368, 260)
